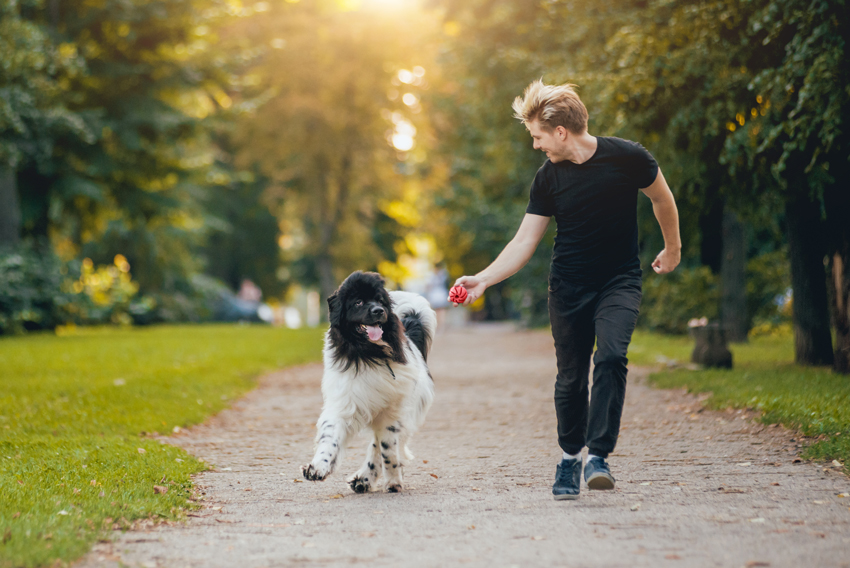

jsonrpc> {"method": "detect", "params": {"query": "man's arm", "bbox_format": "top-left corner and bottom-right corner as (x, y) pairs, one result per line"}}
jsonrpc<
(452, 213), (551, 305)
(640, 168), (681, 274)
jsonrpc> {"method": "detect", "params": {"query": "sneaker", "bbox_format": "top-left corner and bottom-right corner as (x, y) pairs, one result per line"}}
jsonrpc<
(584, 456), (615, 490)
(552, 457), (582, 500)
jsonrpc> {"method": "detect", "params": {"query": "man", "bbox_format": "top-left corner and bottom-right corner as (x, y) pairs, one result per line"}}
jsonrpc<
(452, 80), (681, 500)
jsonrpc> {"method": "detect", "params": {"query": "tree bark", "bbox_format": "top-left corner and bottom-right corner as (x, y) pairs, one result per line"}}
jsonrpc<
(785, 183), (833, 366)
(721, 211), (748, 342)
(824, 181), (850, 373)
(0, 166), (21, 249)
(699, 192), (724, 274)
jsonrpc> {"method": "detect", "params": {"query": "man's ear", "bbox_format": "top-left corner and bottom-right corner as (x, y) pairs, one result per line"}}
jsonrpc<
(556, 125), (568, 141)
(327, 292), (341, 327)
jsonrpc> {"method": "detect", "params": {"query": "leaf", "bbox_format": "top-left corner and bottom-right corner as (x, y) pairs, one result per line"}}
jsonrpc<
(329, 494), (344, 499)
(137, 448), (146, 454)
(429, 473), (438, 479)
(153, 485), (168, 494)
(630, 503), (641, 511)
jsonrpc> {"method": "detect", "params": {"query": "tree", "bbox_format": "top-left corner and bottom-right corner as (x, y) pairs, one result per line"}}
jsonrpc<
(229, 1), (438, 299)
(0, 0), (90, 248)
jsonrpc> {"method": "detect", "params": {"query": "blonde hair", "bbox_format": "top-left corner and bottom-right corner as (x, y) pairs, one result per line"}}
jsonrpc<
(512, 79), (588, 134)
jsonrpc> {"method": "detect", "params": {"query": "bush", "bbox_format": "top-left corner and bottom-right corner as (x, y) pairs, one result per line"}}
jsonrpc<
(0, 242), (73, 334)
(639, 266), (719, 334)
(746, 249), (791, 329)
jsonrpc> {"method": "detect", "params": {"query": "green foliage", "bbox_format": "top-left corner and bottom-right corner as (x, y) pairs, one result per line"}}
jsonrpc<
(0, 324), (326, 568)
(0, 242), (72, 334)
(746, 249), (791, 327)
(631, 330), (850, 470)
(639, 267), (720, 334)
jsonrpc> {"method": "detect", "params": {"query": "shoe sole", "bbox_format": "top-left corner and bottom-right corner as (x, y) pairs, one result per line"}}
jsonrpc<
(586, 473), (615, 490)
(553, 493), (580, 501)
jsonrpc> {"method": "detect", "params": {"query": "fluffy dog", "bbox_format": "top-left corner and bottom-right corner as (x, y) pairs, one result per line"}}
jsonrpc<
(301, 271), (436, 493)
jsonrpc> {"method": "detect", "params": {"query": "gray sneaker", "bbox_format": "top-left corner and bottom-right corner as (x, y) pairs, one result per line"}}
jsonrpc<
(584, 456), (615, 490)
(552, 457), (582, 500)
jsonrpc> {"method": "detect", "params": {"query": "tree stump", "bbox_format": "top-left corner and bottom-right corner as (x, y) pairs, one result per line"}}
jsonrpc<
(690, 322), (733, 368)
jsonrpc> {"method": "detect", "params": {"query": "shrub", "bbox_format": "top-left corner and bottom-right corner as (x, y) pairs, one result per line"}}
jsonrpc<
(639, 266), (719, 334)
(0, 242), (73, 334)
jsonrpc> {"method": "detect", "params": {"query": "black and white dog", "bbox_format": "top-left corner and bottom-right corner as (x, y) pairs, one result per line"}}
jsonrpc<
(301, 271), (436, 493)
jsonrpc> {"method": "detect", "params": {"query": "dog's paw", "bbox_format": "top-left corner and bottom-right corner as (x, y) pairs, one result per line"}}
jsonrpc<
(347, 475), (371, 494)
(301, 463), (328, 481)
(385, 482), (403, 493)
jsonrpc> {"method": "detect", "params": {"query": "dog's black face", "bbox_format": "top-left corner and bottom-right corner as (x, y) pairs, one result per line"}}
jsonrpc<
(327, 271), (406, 371)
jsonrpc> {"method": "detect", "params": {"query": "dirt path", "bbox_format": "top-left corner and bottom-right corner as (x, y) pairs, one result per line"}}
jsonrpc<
(78, 325), (849, 568)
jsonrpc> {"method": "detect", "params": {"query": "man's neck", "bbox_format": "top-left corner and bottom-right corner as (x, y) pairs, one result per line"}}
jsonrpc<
(559, 132), (597, 165)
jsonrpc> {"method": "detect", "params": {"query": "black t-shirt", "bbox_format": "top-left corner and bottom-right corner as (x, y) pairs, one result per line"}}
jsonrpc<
(526, 136), (658, 286)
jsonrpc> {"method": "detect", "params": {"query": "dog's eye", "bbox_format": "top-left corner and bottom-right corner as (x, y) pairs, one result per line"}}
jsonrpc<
(355, 300), (363, 307)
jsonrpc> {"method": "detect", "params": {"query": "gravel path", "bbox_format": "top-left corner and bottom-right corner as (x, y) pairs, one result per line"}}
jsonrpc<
(78, 325), (850, 568)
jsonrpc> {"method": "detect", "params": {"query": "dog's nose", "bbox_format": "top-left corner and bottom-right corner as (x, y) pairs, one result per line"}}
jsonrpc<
(370, 306), (385, 317)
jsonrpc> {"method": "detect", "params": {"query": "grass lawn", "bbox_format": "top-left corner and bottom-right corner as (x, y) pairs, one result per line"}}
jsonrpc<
(628, 329), (850, 471)
(0, 324), (326, 568)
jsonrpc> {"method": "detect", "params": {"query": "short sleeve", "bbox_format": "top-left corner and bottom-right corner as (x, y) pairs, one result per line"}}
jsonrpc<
(526, 165), (555, 217)
(629, 142), (659, 189)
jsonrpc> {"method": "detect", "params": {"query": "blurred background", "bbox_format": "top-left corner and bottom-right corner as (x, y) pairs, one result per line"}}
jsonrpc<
(1, 0), (847, 371)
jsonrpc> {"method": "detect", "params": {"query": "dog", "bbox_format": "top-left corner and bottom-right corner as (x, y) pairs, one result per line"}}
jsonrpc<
(301, 271), (436, 493)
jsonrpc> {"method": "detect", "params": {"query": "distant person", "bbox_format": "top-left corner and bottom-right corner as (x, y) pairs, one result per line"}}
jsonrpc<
(425, 264), (451, 331)
(237, 279), (262, 303)
(452, 80), (681, 500)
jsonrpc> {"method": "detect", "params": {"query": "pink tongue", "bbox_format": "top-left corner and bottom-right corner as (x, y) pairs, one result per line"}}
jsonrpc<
(365, 325), (383, 341)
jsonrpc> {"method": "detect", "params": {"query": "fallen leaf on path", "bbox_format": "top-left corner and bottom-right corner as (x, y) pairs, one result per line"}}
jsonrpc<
(665, 554), (681, 560)
(329, 494), (344, 499)
(809, 532), (826, 538)
(429, 473), (438, 479)
(361, 532), (375, 537)
(744, 562), (770, 567)
(748, 518), (765, 523)
(422, 460), (428, 464)
(292, 479), (303, 483)
(630, 503), (641, 511)
(472, 487), (481, 491)
(831, 460), (843, 468)
(153, 486), (168, 494)
(813, 500), (827, 504)
(736, 462), (752, 467)
(838, 493), (849, 498)
(468, 525), (475, 530)
(530, 536), (544, 540)
(215, 519), (234, 523)
(770, 483), (780, 486)
(640, 482), (652, 486)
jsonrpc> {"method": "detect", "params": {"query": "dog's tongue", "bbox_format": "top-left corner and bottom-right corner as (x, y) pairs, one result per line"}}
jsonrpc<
(365, 325), (383, 342)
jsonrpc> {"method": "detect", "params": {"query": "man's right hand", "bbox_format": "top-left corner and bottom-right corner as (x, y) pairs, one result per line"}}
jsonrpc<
(451, 276), (488, 306)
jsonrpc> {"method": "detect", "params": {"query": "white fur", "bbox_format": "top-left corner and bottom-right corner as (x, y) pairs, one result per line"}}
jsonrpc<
(301, 291), (436, 493)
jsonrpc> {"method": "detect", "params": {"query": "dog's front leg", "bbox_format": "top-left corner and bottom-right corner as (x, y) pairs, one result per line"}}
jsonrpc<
(301, 414), (349, 481)
(378, 423), (404, 492)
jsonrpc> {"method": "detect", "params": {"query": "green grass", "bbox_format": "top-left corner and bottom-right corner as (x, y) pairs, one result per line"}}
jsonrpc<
(628, 330), (850, 470)
(0, 324), (326, 568)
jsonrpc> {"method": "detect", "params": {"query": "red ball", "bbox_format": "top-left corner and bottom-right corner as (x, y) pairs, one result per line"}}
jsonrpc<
(449, 285), (468, 304)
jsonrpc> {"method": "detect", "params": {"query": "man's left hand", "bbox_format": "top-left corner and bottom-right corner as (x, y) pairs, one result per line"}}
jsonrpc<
(651, 248), (680, 274)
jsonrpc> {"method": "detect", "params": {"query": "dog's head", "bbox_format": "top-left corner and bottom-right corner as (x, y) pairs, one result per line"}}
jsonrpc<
(327, 271), (391, 342)
(327, 271), (406, 370)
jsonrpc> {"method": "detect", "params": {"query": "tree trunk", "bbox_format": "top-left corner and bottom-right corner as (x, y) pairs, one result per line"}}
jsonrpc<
(824, 181), (850, 373)
(785, 183), (834, 366)
(721, 211), (748, 342)
(699, 192), (724, 274)
(0, 166), (21, 249)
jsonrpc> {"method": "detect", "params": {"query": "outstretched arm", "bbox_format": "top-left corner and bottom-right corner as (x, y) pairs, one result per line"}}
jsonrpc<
(640, 168), (681, 274)
(452, 214), (551, 306)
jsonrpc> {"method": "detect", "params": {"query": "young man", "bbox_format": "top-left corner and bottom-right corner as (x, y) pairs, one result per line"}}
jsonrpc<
(452, 80), (681, 500)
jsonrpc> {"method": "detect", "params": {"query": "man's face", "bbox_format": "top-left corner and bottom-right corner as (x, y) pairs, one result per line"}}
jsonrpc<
(527, 119), (567, 162)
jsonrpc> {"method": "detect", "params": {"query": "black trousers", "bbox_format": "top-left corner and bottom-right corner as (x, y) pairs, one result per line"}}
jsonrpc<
(548, 269), (642, 458)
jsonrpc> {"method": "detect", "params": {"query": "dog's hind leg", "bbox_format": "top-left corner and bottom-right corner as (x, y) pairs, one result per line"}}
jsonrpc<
(301, 414), (352, 481)
(377, 422), (405, 492)
(347, 435), (381, 494)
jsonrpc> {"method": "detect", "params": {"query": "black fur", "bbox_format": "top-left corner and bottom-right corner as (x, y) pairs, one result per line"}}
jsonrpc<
(327, 271), (408, 372)
(400, 311), (429, 363)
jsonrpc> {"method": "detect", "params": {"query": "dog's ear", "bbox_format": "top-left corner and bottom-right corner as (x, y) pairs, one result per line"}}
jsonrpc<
(327, 292), (342, 327)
